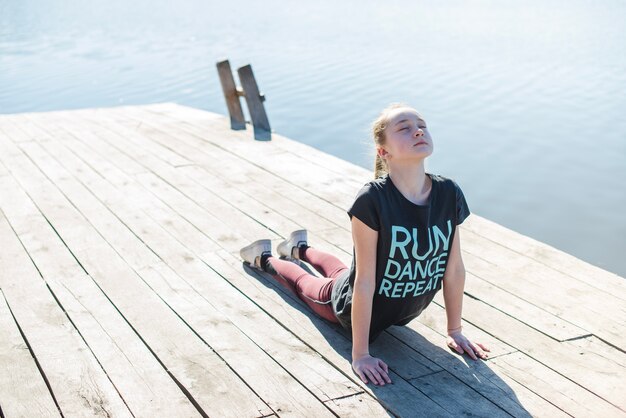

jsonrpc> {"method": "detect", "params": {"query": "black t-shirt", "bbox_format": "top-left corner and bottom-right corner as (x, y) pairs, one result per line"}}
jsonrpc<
(330, 172), (470, 343)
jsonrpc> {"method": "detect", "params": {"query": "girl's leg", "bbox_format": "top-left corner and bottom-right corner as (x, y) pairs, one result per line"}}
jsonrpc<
(298, 246), (349, 279)
(262, 256), (339, 323)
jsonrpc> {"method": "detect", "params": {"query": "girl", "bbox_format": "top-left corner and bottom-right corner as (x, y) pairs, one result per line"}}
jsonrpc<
(239, 103), (489, 387)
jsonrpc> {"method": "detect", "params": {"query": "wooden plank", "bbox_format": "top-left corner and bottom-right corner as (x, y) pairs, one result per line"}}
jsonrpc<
(0, 287), (60, 417)
(314, 226), (355, 256)
(216, 60), (246, 130)
(176, 164), (337, 235)
(135, 169), (278, 246)
(0, 209), (132, 417)
(0, 166), (202, 416)
(566, 335), (626, 368)
(0, 123), (274, 417)
(464, 214), (626, 298)
(237, 64), (271, 140)
(488, 351), (625, 418)
(321, 393), (395, 417)
(409, 370), (513, 418)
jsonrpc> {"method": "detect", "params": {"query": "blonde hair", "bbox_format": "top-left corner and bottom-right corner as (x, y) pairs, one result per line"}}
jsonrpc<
(371, 102), (419, 179)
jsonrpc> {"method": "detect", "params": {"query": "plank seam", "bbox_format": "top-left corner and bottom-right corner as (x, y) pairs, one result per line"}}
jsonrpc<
(0, 288), (64, 418)
(489, 354), (585, 418)
(459, 291), (583, 343)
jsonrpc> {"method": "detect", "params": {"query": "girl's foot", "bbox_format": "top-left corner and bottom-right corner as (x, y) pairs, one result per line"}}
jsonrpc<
(277, 230), (308, 260)
(240, 239), (272, 271)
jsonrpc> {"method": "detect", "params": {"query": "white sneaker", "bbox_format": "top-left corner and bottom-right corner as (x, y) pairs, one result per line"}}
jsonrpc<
(277, 230), (308, 260)
(240, 239), (272, 270)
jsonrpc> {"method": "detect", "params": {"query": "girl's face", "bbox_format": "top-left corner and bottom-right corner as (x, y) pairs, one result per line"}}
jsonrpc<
(378, 108), (433, 166)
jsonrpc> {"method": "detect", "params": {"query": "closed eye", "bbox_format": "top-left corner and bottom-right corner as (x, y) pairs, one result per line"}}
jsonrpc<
(399, 125), (427, 132)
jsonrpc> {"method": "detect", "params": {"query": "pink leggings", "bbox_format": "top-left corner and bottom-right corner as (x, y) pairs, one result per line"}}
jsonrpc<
(266, 247), (347, 323)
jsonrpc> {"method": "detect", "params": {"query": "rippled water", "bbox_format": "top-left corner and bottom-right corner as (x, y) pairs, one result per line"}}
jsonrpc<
(1, 0), (625, 277)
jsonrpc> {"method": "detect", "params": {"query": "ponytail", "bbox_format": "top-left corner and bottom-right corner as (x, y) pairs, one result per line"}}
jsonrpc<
(374, 154), (387, 179)
(372, 102), (410, 179)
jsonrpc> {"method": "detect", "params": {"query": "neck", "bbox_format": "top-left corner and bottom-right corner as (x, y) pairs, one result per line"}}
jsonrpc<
(387, 161), (430, 202)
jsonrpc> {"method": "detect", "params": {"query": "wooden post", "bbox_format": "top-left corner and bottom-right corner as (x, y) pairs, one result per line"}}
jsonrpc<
(216, 60), (246, 130)
(237, 64), (271, 141)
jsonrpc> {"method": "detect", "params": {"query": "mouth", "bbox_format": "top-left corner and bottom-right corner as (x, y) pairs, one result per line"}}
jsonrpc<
(414, 141), (427, 146)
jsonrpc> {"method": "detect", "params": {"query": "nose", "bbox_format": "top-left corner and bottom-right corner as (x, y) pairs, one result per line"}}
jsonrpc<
(414, 128), (424, 137)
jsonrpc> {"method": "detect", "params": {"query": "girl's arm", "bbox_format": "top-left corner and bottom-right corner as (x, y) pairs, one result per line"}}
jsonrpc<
(351, 216), (377, 359)
(442, 226), (490, 360)
(350, 216), (392, 385)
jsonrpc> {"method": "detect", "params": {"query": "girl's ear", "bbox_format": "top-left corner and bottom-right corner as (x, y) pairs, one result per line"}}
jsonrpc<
(377, 146), (388, 158)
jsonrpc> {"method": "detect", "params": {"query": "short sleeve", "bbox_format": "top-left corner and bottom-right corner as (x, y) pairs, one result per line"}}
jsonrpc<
(452, 180), (471, 225)
(347, 183), (380, 231)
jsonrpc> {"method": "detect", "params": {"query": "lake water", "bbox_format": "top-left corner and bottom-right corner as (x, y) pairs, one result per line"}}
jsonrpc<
(1, 0), (625, 277)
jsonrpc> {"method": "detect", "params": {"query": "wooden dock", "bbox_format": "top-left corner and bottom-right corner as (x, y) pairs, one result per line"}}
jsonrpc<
(0, 103), (624, 417)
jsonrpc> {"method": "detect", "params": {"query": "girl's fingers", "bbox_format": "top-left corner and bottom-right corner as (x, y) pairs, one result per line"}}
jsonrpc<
(369, 368), (384, 386)
(448, 336), (491, 359)
(376, 365), (392, 384)
(449, 340), (463, 354)
(363, 369), (377, 385)
(476, 342), (491, 352)
(470, 342), (483, 355)
(461, 342), (477, 360)
(376, 361), (391, 383)
(356, 369), (368, 384)
(470, 342), (490, 359)
(364, 368), (381, 386)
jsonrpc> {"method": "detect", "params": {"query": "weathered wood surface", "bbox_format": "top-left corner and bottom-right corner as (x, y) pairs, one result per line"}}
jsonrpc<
(237, 64), (271, 140)
(0, 103), (624, 418)
(216, 59), (246, 130)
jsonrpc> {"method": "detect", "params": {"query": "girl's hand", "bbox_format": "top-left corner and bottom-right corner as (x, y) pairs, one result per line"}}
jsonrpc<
(446, 331), (490, 360)
(352, 355), (392, 386)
